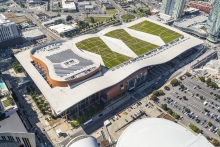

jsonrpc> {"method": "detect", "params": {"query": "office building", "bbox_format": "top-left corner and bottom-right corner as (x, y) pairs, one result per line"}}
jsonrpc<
(0, 13), (20, 42)
(206, 0), (220, 43)
(160, 0), (186, 19)
(0, 113), (36, 147)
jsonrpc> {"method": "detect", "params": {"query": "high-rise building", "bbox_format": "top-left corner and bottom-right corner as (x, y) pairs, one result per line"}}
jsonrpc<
(0, 13), (20, 42)
(160, 0), (186, 19)
(206, 0), (220, 43)
(0, 113), (36, 147)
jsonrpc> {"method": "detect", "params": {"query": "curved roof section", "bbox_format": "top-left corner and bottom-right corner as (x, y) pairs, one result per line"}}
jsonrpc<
(31, 40), (101, 81)
(116, 118), (213, 147)
(15, 18), (204, 115)
(66, 135), (99, 147)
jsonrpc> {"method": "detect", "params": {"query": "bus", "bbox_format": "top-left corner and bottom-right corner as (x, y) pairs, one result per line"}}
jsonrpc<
(83, 119), (93, 126)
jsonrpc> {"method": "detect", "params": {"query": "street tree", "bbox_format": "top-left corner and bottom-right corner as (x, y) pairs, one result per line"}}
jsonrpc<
(161, 104), (167, 111)
(170, 78), (178, 86)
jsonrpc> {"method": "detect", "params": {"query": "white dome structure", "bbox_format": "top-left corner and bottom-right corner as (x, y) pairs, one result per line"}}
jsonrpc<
(66, 135), (99, 147)
(116, 118), (213, 147)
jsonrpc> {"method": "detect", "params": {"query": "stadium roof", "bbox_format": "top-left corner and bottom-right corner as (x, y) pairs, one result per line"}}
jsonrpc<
(16, 17), (204, 115)
(30, 41), (100, 81)
(116, 118), (213, 147)
(66, 135), (99, 147)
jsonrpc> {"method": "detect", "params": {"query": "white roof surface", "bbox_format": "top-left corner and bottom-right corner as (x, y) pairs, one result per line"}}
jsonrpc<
(15, 17), (204, 115)
(22, 29), (44, 38)
(116, 118), (213, 147)
(67, 136), (99, 147)
(31, 41), (100, 81)
(62, 0), (76, 10)
(49, 24), (76, 33)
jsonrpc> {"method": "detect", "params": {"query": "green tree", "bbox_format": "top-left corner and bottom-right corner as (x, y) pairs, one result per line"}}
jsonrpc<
(164, 86), (169, 90)
(212, 139), (220, 146)
(66, 15), (73, 21)
(152, 90), (159, 96)
(172, 113), (180, 119)
(158, 90), (164, 96)
(190, 124), (200, 133)
(161, 104), (167, 111)
(58, 2), (62, 7)
(199, 96), (203, 100)
(167, 109), (173, 115)
(170, 78), (178, 86)
(208, 122), (212, 126)
(17, 24), (22, 29)
(150, 94), (157, 101)
(200, 76), (205, 82)
(206, 78), (212, 84)
(185, 72), (192, 77)
(185, 108), (189, 112)
(183, 96), (186, 100)
(180, 84), (184, 89)
(90, 17), (95, 23)
(206, 136), (210, 140)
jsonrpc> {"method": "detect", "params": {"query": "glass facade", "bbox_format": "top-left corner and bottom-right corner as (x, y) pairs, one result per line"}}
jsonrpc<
(67, 92), (99, 114)
(206, 0), (220, 42)
(160, 0), (186, 19)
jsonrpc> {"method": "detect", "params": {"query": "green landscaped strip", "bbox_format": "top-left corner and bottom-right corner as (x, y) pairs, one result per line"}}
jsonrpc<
(106, 9), (118, 14)
(105, 29), (158, 56)
(129, 20), (182, 44)
(2, 99), (11, 107)
(84, 17), (111, 23)
(121, 14), (135, 20)
(76, 37), (131, 69)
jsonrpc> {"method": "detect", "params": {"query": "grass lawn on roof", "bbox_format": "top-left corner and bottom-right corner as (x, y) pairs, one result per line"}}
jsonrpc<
(129, 20), (182, 44)
(105, 29), (158, 56)
(76, 37), (131, 69)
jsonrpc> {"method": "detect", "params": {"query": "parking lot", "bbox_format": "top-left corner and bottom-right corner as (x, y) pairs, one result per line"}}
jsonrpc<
(156, 75), (220, 139)
(107, 98), (161, 141)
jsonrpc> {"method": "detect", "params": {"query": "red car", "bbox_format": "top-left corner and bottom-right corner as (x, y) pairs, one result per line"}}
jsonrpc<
(117, 114), (121, 117)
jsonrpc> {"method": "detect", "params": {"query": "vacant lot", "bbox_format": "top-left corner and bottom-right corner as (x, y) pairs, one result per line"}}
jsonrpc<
(84, 17), (111, 23)
(106, 9), (118, 15)
(76, 37), (131, 68)
(121, 14), (135, 20)
(129, 20), (182, 44)
(4, 13), (28, 24)
(105, 29), (158, 55)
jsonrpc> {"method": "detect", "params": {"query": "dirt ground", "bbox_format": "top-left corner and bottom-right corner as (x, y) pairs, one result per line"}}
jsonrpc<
(4, 13), (28, 24)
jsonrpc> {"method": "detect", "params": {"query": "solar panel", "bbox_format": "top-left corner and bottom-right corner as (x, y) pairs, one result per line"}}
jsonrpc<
(46, 49), (94, 76)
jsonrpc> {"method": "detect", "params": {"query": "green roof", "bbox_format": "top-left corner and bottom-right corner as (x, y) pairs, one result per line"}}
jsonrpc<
(105, 29), (158, 56)
(129, 20), (182, 44)
(76, 37), (131, 69)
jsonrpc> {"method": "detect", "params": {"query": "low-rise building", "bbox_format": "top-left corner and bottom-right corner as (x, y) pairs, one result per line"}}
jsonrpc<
(22, 29), (45, 41)
(42, 16), (66, 27)
(190, 2), (212, 13)
(49, 24), (77, 36)
(35, 13), (49, 20)
(21, 22), (36, 29)
(78, 1), (90, 7)
(184, 7), (200, 15)
(103, 3), (114, 10)
(85, 5), (94, 10)
(62, 0), (76, 12)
